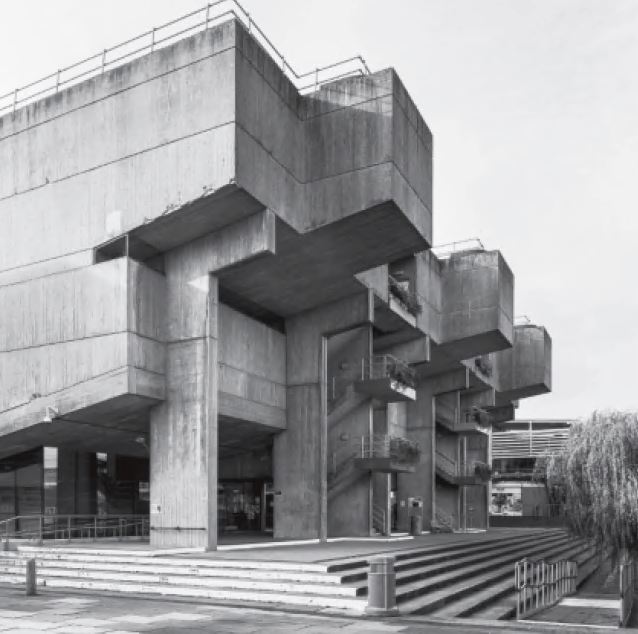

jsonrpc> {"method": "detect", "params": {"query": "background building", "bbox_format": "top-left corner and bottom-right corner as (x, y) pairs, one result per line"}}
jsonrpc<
(490, 419), (572, 526)
(0, 6), (552, 548)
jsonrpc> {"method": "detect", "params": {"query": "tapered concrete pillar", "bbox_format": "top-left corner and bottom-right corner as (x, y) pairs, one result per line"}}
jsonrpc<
(150, 257), (218, 549)
(397, 381), (435, 531)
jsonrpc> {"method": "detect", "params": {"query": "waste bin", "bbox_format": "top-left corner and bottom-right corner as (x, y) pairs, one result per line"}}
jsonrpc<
(365, 556), (398, 615)
(410, 514), (422, 536)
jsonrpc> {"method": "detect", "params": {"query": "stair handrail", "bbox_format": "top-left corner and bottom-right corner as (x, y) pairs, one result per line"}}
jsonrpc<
(0, 0), (371, 116)
(0, 513), (150, 543)
(515, 557), (577, 620)
(434, 507), (455, 530)
(371, 504), (387, 536)
(435, 450), (458, 476)
(361, 354), (416, 388)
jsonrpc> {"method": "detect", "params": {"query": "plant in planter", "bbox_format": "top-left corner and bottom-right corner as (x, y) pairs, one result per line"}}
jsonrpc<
(386, 360), (417, 389)
(390, 437), (421, 464)
(474, 461), (493, 481)
(474, 355), (493, 377)
(389, 276), (422, 316)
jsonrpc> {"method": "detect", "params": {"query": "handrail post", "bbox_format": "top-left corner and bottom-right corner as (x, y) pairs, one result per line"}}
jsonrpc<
(101, 49), (107, 73)
(13, 88), (18, 113)
(205, 3), (211, 29)
(55, 70), (61, 92)
(93, 516), (97, 541)
(38, 516), (43, 545)
(150, 28), (156, 52)
(67, 516), (71, 542)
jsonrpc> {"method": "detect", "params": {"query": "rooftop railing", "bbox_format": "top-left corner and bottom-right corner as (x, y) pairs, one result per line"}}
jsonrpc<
(431, 238), (485, 259)
(0, 0), (371, 117)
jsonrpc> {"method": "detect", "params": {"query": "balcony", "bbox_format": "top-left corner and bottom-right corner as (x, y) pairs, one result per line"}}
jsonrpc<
(354, 434), (421, 473)
(435, 395), (490, 435)
(354, 354), (416, 402)
(435, 451), (492, 486)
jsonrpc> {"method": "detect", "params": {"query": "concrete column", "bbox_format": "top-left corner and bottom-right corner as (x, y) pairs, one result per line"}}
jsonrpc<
(274, 323), (327, 540)
(397, 381), (435, 531)
(327, 326), (373, 538)
(150, 258), (218, 549)
(273, 293), (372, 540)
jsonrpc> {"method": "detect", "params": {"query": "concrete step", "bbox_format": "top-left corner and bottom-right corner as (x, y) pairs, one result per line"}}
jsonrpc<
(0, 559), (357, 596)
(345, 532), (568, 587)
(342, 533), (568, 595)
(466, 545), (601, 621)
(0, 552), (339, 585)
(0, 574), (367, 612)
(431, 540), (594, 619)
(13, 547), (328, 572)
(397, 536), (581, 614)
(325, 529), (565, 574)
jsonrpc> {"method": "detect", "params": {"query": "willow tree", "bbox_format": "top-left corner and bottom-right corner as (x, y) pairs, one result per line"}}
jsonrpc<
(542, 411), (638, 562)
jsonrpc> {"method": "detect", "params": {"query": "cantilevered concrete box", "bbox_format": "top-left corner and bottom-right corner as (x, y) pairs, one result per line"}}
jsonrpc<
(438, 250), (514, 360)
(0, 19), (432, 318)
(496, 324), (552, 402)
(0, 258), (165, 458)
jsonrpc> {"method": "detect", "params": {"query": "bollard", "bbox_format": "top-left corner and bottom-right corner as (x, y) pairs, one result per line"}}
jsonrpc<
(365, 556), (399, 616)
(25, 558), (37, 596)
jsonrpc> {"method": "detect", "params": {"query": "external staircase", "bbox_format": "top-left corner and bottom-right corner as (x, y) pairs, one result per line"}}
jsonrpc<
(0, 529), (598, 619)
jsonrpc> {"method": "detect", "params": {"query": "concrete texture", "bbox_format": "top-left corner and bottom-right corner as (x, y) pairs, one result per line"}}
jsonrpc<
(0, 14), (553, 547)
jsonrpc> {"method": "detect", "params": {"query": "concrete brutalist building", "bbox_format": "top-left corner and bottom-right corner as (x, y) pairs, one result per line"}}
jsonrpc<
(0, 11), (551, 549)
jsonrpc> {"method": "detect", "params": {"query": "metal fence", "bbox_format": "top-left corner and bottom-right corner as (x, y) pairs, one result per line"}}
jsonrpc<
(430, 238), (485, 259)
(0, 0), (370, 116)
(620, 559), (635, 627)
(0, 514), (150, 543)
(515, 557), (577, 620)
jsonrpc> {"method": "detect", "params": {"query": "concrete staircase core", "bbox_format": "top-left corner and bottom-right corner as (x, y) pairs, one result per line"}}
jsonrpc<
(0, 530), (597, 619)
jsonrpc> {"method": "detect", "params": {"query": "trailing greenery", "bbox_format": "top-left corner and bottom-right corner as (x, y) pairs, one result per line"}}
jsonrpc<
(537, 411), (638, 562)
(390, 437), (421, 464)
(386, 358), (417, 389)
(474, 355), (493, 377)
(389, 276), (422, 316)
(474, 461), (493, 481)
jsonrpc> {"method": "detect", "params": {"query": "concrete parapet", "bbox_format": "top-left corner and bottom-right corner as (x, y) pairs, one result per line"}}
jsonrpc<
(0, 258), (165, 459)
(438, 250), (514, 360)
(495, 324), (552, 401)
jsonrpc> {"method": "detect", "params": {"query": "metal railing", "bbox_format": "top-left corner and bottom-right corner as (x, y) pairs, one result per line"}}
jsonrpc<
(435, 451), (491, 482)
(372, 504), (387, 536)
(361, 354), (416, 388)
(0, 514), (150, 543)
(431, 238), (485, 259)
(0, 0), (371, 117)
(620, 559), (635, 627)
(434, 508), (455, 531)
(360, 434), (420, 465)
(515, 557), (577, 620)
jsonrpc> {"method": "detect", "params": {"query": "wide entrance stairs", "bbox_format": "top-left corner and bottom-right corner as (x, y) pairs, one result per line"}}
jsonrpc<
(0, 529), (596, 619)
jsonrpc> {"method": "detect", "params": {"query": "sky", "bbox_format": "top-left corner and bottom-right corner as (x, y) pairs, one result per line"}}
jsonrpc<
(1, 1), (636, 420)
